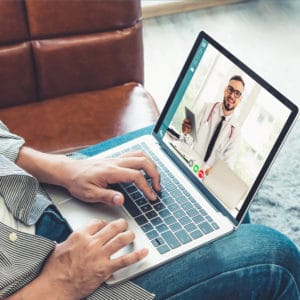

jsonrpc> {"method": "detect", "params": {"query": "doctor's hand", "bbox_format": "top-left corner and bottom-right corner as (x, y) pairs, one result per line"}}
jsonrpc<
(37, 219), (148, 300)
(62, 151), (161, 206)
(182, 118), (192, 135)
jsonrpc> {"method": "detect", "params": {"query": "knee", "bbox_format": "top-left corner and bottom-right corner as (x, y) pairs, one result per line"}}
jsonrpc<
(225, 224), (300, 285)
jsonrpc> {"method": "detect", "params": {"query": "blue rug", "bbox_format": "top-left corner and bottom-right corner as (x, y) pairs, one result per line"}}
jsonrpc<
(251, 120), (299, 247)
(77, 121), (300, 248)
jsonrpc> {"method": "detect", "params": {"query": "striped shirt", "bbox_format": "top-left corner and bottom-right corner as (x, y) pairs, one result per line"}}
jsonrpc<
(0, 121), (154, 299)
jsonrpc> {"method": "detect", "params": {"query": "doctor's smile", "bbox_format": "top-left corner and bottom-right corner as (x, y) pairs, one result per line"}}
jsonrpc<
(223, 81), (244, 112)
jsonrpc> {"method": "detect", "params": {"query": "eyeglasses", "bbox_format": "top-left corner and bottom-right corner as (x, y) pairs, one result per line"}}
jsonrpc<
(226, 85), (242, 98)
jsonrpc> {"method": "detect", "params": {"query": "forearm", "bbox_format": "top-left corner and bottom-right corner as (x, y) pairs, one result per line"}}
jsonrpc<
(15, 146), (71, 188)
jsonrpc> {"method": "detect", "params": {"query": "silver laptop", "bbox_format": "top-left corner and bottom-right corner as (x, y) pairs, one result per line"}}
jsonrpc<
(44, 31), (298, 285)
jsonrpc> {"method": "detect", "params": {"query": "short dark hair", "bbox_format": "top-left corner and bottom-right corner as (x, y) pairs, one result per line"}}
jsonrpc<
(230, 75), (245, 88)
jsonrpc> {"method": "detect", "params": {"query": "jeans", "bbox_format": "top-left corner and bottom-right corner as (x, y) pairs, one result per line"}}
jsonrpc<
(36, 209), (300, 299)
(133, 224), (300, 299)
(36, 205), (72, 243)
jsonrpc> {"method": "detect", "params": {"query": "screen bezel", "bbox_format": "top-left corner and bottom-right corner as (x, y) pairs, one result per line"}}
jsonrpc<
(153, 31), (299, 225)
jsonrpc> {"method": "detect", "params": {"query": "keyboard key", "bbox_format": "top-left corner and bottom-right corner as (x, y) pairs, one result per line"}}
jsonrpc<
(145, 210), (158, 219)
(198, 221), (214, 234)
(186, 209), (199, 218)
(184, 223), (197, 232)
(135, 215), (148, 225)
(149, 198), (161, 206)
(161, 196), (175, 205)
(192, 215), (205, 224)
(141, 223), (153, 232)
(190, 230), (203, 239)
(161, 231), (181, 249)
(153, 202), (165, 211)
(168, 203), (180, 212)
(169, 222), (182, 232)
(173, 210), (186, 219)
(181, 202), (193, 211)
(135, 198), (147, 206)
(124, 199), (141, 217)
(211, 222), (220, 230)
(125, 185), (137, 193)
(131, 191), (143, 200)
(151, 237), (165, 247)
(175, 229), (192, 244)
(151, 217), (163, 226)
(164, 215), (177, 225)
(169, 189), (183, 197)
(199, 208), (208, 216)
(157, 244), (170, 254)
(178, 216), (191, 226)
(193, 202), (203, 210)
(206, 216), (213, 222)
(146, 230), (159, 240)
(177, 183), (185, 191)
(140, 204), (152, 213)
(159, 209), (171, 218)
(176, 195), (188, 204)
(156, 223), (168, 233)
(183, 189), (191, 197)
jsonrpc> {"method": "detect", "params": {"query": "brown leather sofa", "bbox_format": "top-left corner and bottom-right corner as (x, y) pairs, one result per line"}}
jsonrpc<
(0, 0), (159, 153)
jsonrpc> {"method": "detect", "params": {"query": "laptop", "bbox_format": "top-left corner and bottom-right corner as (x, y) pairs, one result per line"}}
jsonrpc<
(44, 31), (298, 285)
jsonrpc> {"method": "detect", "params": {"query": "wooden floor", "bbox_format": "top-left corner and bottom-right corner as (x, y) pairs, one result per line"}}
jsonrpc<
(142, 0), (300, 111)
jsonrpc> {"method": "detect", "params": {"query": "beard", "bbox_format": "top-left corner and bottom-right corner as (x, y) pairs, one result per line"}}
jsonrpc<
(223, 97), (235, 111)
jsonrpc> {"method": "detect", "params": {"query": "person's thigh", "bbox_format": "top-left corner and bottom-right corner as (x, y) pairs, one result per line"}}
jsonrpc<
(133, 224), (300, 300)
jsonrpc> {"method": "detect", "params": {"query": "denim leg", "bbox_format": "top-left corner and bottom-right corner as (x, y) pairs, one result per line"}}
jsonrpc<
(35, 205), (73, 243)
(133, 224), (300, 299)
(242, 211), (251, 224)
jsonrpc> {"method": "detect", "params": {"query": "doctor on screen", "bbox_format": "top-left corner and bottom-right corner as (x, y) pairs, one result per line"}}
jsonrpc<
(182, 75), (244, 175)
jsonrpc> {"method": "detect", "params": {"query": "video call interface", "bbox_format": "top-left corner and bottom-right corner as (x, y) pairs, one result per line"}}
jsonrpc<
(158, 38), (291, 218)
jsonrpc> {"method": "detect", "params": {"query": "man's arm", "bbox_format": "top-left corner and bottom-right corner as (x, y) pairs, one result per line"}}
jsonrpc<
(7, 219), (148, 300)
(16, 147), (160, 205)
(0, 120), (160, 205)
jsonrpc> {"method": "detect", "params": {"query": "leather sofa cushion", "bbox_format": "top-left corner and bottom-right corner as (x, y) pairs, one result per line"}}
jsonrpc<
(0, 83), (158, 153)
(0, 42), (37, 108)
(25, 0), (140, 39)
(0, 0), (29, 44)
(32, 23), (143, 100)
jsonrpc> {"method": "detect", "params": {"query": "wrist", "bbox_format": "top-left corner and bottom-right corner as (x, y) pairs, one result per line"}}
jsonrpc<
(6, 269), (74, 300)
(37, 244), (81, 300)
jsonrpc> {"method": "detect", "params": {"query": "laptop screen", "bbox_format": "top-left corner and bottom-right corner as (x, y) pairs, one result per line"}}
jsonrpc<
(154, 31), (298, 224)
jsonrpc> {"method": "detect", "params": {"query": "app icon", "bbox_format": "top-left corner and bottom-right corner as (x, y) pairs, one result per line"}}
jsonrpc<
(198, 169), (205, 179)
(193, 164), (199, 173)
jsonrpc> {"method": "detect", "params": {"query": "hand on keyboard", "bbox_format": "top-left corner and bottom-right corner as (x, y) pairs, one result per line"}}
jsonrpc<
(62, 150), (161, 206)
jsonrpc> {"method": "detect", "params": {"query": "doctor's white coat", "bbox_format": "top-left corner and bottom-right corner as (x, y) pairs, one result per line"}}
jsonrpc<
(190, 102), (241, 169)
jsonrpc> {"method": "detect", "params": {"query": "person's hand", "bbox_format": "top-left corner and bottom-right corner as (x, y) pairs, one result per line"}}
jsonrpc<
(182, 118), (192, 134)
(40, 218), (148, 300)
(61, 151), (161, 206)
(205, 167), (212, 176)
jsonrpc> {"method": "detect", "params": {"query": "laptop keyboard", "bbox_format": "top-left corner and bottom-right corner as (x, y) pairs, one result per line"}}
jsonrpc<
(109, 142), (219, 254)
